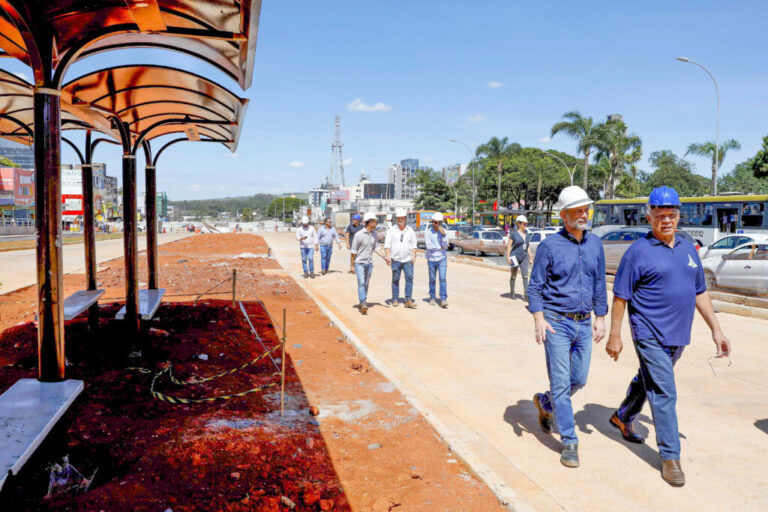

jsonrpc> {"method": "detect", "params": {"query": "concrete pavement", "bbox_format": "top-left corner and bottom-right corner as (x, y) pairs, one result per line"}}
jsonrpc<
(0, 233), (192, 294)
(264, 232), (768, 512)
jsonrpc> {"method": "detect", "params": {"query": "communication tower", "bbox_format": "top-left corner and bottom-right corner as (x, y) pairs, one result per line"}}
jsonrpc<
(329, 115), (345, 187)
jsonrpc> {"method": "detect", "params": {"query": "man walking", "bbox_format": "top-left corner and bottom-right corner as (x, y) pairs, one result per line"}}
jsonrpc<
(605, 186), (731, 487)
(384, 208), (417, 308)
(296, 216), (318, 278)
(527, 185), (607, 468)
(424, 212), (449, 308)
(345, 214), (364, 274)
(317, 218), (342, 275)
(350, 212), (379, 314)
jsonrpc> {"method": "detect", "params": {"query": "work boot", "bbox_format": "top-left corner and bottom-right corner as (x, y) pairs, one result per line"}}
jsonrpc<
(310, 272), (315, 278)
(439, 301), (448, 309)
(359, 301), (368, 315)
(533, 393), (553, 434)
(322, 270), (327, 275)
(429, 298), (436, 306)
(560, 444), (579, 468)
(609, 412), (645, 444)
(661, 460), (685, 487)
(304, 272), (309, 279)
(391, 299), (399, 307)
(405, 300), (417, 309)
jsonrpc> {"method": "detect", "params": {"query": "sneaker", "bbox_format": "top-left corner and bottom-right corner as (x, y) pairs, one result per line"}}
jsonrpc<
(560, 444), (579, 468)
(405, 300), (417, 309)
(439, 301), (448, 309)
(391, 299), (399, 307)
(429, 298), (436, 306)
(359, 301), (368, 315)
(533, 393), (553, 434)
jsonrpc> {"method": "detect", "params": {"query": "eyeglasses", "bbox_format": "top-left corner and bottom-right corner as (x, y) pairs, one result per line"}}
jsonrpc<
(400, 233), (404, 242)
(708, 354), (732, 376)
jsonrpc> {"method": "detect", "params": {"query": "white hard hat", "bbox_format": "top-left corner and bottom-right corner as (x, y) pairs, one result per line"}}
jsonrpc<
(363, 212), (377, 222)
(432, 212), (444, 222)
(395, 208), (407, 218)
(557, 186), (593, 210)
(300, 216), (309, 224)
(515, 214), (528, 224)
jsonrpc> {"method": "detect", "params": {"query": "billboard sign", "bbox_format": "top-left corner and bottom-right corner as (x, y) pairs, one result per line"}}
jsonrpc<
(14, 169), (34, 206)
(0, 168), (13, 206)
(332, 189), (349, 201)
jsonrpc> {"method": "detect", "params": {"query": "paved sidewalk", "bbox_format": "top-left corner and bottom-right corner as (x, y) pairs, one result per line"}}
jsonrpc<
(264, 233), (768, 512)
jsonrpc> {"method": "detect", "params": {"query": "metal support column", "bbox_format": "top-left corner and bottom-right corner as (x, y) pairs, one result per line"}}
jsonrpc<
(145, 165), (158, 290)
(81, 160), (98, 332)
(34, 89), (65, 381)
(122, 154), (140, 335)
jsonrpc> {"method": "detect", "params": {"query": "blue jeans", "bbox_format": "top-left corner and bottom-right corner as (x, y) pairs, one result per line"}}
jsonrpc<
(617, 339), (685, 460)
(427, 258), (447, 301)
(538, 310), (593, 445)
(300, 247), (314, 274)
(319, 245), (333, 272)
(354, 262), (373, 302)
(391, 260), (414, 302)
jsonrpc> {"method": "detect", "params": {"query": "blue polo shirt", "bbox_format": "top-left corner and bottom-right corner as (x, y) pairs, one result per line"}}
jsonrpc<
(613, 232), (706, 346)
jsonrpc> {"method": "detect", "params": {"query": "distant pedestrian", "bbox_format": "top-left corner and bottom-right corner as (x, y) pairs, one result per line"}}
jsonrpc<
(424, 212), (449, 308)
(384, 208), (417, 308)
(350, 212), (379, 314)
(505, 214), (532, 300)
(605, 186), (731, 487)
(317, 218), (342, 275)
(527, 185), (608, 468)
(345, 214), (364, 274)
(296, 216), (318, 278)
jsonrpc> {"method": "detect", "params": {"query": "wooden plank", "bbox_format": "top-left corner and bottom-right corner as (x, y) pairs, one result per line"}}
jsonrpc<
(63, 289), (105, 321)
(115, 288), (165, 320)
(0, 379), (84, 491)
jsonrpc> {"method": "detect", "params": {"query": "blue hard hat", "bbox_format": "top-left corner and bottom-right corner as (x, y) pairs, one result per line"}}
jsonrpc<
(352, 214), (362, 220)
(648, 186), (681, 207)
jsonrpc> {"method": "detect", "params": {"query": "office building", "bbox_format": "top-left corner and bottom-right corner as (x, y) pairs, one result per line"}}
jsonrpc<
(0, 139), (34, 169)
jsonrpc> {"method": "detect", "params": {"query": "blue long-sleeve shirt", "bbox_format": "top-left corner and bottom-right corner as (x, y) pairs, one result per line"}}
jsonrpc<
(424, 225), (448, 262)
(527, 228), (608, 316)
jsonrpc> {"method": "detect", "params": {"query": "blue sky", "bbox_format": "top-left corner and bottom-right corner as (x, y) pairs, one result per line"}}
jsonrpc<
(5, 1), (768, 199)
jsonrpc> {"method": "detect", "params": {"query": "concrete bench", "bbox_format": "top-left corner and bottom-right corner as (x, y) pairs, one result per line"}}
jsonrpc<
(115, 288), (166, 320)
(0, 379), (84, 491)
(63, 289), (105, 321)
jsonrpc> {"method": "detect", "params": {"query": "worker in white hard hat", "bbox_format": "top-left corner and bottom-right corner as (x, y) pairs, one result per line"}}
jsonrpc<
(505, 214), (533, 300)
(350, 212), (380, 314)
(424, 212), (449, 308)
(295, 215), (319, 278)
(527, 185), (607, 468)
(384, 208), (418, 308)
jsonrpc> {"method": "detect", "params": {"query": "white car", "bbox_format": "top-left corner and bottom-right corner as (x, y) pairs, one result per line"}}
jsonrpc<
(702, 242), (768, 296)
(529, 230), (557, 260)
(699, 234), (768, 261)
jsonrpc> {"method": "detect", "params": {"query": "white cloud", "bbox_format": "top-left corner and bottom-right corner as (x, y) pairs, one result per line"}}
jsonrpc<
(488, 80), (503, 88)
(343, 157), (353, 166)
(468, 114), (486, 122)
(423, 157), (435, 164)
(347, 98), (393, 112)
(188, 183), (201, 191)
(289, 160), (306, 168)
(14, 72), (29, 82)
(539, 136), (551, 143)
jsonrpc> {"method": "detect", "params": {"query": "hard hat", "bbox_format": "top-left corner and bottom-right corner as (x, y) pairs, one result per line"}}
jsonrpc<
(363, 212), (377, 222)
(352, 214), (362, 221)
(300, 216), (309, 224)
(395, 208), (407, 218)
(515, 214), (528, 224)
(557, 186), (593, 210)
(432, 212), (444, 222)
(648, 186), (681, 207)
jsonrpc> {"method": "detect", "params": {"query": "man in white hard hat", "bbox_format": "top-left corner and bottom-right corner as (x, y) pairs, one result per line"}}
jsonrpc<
(424, 212), (449, 308)
(527, 185), (608, 468)
(505, 214), (533, 300)
(384, 208), (418, 308)
(350, 212), (380, 314)
(295, 216), (319, 278)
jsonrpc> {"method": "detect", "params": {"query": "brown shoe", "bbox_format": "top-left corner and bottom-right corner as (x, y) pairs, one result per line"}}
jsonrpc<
(359, 301), (368, 315)
(661, 460), (685, 487)
(610, 412), (645, 444)
(439, 301), (448, 309)
(404, 300), (417, 309)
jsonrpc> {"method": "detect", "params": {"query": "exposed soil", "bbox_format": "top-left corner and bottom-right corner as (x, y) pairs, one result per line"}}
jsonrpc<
(0, 234), (504, 511)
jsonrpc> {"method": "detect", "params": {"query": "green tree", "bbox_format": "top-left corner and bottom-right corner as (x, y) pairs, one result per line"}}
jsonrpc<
(590, 119), (642, 199)
(642, 150), (709, 197)
(550, 110), (597, 191)
(475, 137), (521, 210)
(720, 159), (768, 194)
(410, 168), (464, 211)
(685, 139), (741, 194)
(241, 208), (254, 222)
(750, 136), (768, 179)
(266, 197), (304, 222)
(0, 156), (18, 167)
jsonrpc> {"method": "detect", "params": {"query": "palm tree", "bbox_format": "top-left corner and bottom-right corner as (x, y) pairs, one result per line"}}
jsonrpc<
(475, 137), (521, 211)
(685, 139), (741, 195)
(590, 119), (642, 199)
(551, 110), (596, 191)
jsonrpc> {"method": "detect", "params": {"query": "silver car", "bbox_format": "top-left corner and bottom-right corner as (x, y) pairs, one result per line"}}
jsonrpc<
(702, 243), (768, 295)
(600, 227), (699, 273)
(699, 234), (768, 261)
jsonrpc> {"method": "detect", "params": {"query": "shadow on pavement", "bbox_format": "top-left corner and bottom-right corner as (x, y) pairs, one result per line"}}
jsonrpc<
(755, 419), (768, 435)
(503, 400), (562, 453)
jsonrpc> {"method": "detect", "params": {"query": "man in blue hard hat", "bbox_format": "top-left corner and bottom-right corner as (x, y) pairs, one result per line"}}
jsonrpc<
(605, 185), (731, 487)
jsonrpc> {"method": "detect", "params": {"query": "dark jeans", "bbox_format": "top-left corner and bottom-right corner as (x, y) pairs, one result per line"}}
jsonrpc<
(391, 260), (414, 302)
(319, 245), (333, 272)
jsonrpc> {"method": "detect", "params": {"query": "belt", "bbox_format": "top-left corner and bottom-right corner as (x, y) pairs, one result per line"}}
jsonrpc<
(547, 310), (591, 322)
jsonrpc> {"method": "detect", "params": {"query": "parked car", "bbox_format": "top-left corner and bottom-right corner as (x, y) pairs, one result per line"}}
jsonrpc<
(415, 223), (457, 250)
(529, 230), (557, 260)
(601, 227), (700, 273)
(454, 230), (506, 256)
(699, 234), (768, 261)
(702, 242), (768, 296)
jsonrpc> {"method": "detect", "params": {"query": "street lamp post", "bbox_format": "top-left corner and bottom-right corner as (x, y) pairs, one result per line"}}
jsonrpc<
(543, 150), (576, 186)
(450, 139), (476, 225)
(677, 57), (720, 195)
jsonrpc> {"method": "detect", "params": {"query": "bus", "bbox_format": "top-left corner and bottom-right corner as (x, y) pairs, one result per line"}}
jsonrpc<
(406, 210), (437, 228)
(591, 195), (768, 246)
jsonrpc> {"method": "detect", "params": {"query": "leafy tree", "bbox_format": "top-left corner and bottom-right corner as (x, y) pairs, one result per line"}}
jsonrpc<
(685, 139), (741, 194)
(750, 135), (768, 179)
(475, 137), (521, 210)
(720, 159), (768, 194)
(411, 168), (468, 212)
(642, 150), (709, 197)
(170, 193), (276, 219)
(241, 208), (254, 222)
(550, 110), (597, 190)
(589, 119), (642, 199)
(0, 156), (18, 167)
(266, 197), (304, 222)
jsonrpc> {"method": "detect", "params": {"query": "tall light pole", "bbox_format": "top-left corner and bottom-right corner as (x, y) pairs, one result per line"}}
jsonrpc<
(677, 57), (720, 195)
(543, 150), (576, 186)
(450, 139), (476, 225)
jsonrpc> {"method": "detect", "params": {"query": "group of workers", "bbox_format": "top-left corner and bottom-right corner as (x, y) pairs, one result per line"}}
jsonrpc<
(293, 183), (732, 487)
